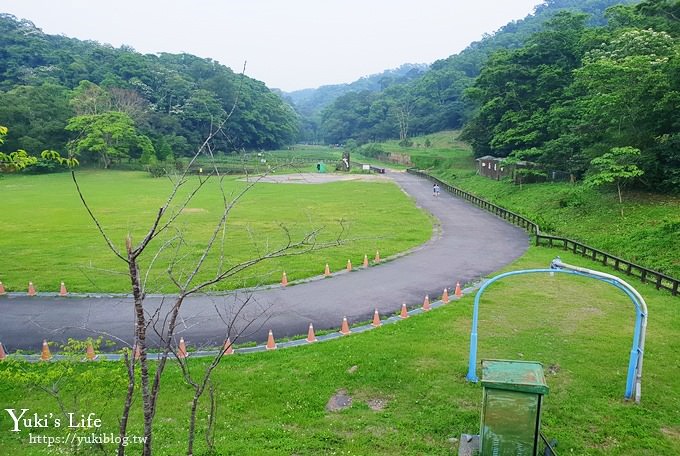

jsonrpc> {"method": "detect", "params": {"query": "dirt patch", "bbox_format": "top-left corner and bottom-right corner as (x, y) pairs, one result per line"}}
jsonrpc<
(661, 427), (680, 440)
(366, 398), (388, 411)
(388, 152), (412, 165)
(547, 363), (561, 375)
(590, 436), (619, 451)
(347, 365), (359, 374)
(242, 172), (391, 185)
(326, 389), (352, 412)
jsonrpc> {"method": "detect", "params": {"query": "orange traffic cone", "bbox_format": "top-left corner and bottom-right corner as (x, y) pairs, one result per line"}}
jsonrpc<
(28, 282), (36, 296)
(454, 282), (463, 297)
(363, 254), (369, 268)
(281, 272), (288, 287)
(223, 338), (234, 355)
(324, 264), (331, 277)
(375, 250), (381, 263)
(306, 323), (317, 343)
(442, 288), (449, 304)
(422, 294), (431, 311)
(178, 337), (188, 359)
(0, 282), (5, 295)
(40, 339), (52, 361)
(372, 309), (381, 327)
(346, 259), (352, 272)
(400, 303), (409, 319)
(266, 330), (277, 350)
(85, 341), (97, 361)
(59, 281), (68, 297)
(0, 342), (6, 360)
(340, 317), (351, 335)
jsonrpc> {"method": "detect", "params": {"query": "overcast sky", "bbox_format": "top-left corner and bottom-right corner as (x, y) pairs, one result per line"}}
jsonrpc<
(2, 0), (544, 92)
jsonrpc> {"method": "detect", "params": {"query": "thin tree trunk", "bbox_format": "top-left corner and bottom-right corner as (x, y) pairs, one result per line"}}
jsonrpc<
(117, 351), (136, 456)
(205, 381), (216, 452)
(126, 237), (154, 456)
(187, 391), (200, 456)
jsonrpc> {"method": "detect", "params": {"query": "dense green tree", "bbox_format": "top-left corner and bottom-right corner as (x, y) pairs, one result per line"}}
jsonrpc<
(459, 0), (680, 191)
(0, 14), (298, 162)
(571, 27), (678, 185)
(1, 125), (78, 172)
(313, 0), (631, 145)
(0, 126), (37, 171)
(585, 146), (645, 216)
(461, 12), (590, 157)
(65, 112), (153, 168)
(320, 91), (377, 144)
(0, 82), (72, 153)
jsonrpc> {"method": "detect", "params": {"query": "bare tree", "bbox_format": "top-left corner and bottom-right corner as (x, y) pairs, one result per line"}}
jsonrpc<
(393, 97), (415, 144)
(109, 87), (149, 124)
(72, 74), (343, 455)
(167, 293), (271, 455)
(70, 81), (112, 116)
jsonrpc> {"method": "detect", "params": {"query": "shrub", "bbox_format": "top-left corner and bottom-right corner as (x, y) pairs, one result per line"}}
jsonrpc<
(147, 163), (167, 178)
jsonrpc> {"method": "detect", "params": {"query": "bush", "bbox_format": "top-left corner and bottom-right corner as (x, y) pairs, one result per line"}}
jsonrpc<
(360, 143), (385, 159)
(147, 163), (168, 178)
(174, 159), (186, 172)
(558, 187), (586, 208)
(21, 159), (68, 174)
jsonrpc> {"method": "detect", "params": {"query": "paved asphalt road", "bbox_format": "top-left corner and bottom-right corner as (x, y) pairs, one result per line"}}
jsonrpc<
(0, 171), (528, 350)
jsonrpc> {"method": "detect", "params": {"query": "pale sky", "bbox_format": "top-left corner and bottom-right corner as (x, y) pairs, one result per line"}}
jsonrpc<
(2, 0), (544, 92)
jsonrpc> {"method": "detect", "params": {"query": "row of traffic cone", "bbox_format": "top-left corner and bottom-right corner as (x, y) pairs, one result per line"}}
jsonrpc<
(281, 251), (382, 286)
(0, 281), (70, 296)
(0, 336), (235, 362)
(265, 283), (464, 348)
(133, 337), (236, 360)
(0, 282), (466, 360)
(0, 339), (97, 362)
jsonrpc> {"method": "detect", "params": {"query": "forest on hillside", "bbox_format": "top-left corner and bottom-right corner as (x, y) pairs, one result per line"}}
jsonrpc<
(314, 0), (635, 145)
(0, 13), (299, 168)
(316, 0), (679, 192)
(1, 0), (679, 191)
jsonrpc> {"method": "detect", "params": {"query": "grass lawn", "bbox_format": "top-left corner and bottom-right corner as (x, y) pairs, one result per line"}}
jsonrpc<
(1, 246), (678, 455)
(367, 131), (680, 278)
(0, 170), (432, 293)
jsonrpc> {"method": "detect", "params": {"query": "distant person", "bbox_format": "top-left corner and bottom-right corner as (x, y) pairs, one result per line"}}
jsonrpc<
(433, 184), (441, 197)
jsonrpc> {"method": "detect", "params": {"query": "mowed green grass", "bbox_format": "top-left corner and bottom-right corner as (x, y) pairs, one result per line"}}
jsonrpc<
(0, 247), (678, 455)
(0, 170), (432, 293)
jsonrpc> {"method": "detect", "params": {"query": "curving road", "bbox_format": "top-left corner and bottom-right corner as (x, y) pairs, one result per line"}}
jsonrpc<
(0, 171), (528, 350)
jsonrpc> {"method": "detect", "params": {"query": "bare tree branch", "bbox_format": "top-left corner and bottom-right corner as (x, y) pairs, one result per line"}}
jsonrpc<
(71, 171), (128, 263)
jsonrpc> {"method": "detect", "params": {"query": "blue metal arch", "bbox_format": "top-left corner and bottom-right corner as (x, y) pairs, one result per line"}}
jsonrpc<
(465, 259), (647, 402)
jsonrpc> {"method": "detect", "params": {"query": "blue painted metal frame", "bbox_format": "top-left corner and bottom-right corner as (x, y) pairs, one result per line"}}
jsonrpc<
(466, 260), (646, 401)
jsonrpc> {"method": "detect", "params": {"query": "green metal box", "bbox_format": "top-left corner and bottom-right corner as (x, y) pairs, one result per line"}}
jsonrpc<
(480, 359), (549, 456)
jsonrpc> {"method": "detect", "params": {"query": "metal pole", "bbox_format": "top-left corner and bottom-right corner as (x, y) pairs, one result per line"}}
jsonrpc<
(466, 258), (647, 402)
(552, 259), (647, 403)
